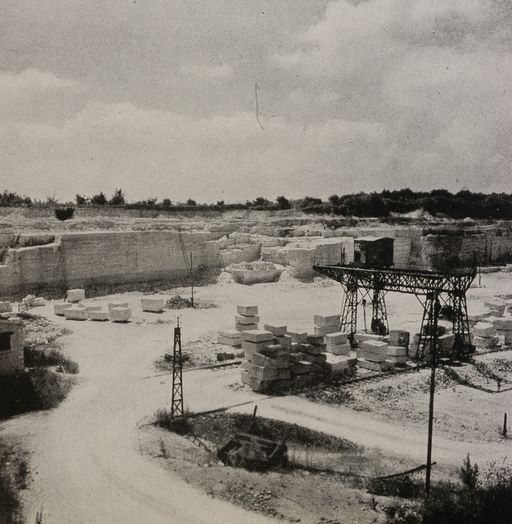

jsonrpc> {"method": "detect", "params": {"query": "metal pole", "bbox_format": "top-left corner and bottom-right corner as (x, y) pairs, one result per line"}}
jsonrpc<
(425, 293), (440, 496)
(190, 251), (194, 307)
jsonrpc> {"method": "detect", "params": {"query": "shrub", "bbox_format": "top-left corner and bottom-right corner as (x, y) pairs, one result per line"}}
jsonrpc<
(90, 192), (107, 206)
(55, 207), (75, 221)
(24, 346), (79, 374)
(368, 475), (423, 499)
(109, 188), (126, 206)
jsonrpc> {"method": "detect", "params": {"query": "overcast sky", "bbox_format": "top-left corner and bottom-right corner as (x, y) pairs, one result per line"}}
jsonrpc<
(0, 0), (511, 203)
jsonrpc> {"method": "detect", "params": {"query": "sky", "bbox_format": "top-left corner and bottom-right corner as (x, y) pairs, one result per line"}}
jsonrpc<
(0, 0), (511, 203)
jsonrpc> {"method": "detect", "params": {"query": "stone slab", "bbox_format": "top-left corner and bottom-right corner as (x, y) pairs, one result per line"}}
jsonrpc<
(313, 325), (339, 337)
(67, 289), (85, 303)
(263, 324), (287, 336)
(88, 311), (110, 321)
(473, 322), (497, 338)
(54, 303), (73, 316)
(110, 307), (132, 322)
(241, 330), (273, 343)
(237, 305), (259, 316)
(287, 330), (308, 343)
(325, 332), (349, 345)
(64, 307), (88, 321)
(328, 343), (351, 356)
(313, 314), (340, 327)
(236, 314), (260, 325)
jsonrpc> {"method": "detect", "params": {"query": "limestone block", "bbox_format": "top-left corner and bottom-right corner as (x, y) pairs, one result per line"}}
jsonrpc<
(472, 335), (499, 348)
(241, 340), (270, 360)
(241, 360), (252, 372)
(324, 355), (352, 376)
(387, 346), (407, 357)
(252, 365), (281, 381)
(300, 352), (327, 365)
(387, 355), (407, 365)
(0, 302), (12, 313)
(328, 343), (351, 356)
(357, 358), (382, 371)
(307, 335), (325, 346)
(277, 335), (292, 350)
(54, 303), (72, 316)
(473, 322), (497, 338)
(325, 332), (349, 346)
(261, 344), (289, 358)
(287, 330), (308, 343)
(496, 329), (512, 345)
(141, 296), (166, 313)
(354, 333), (385, 344)
(67, 289), (85, 303)
(235, 323), (258, 331)
(292, 361), (313, 375)
(110, 307), (132, 322)
(314, 325), (339, 337)
(388, 330), (410, 348)
(357, 349), (385, 362)
(241, 330), (273, 343)
(300, 343), (322, 355)
(493, 318), (512, 330)
(359, 340), (388, 352)
(484, 301), (506, 315)
(237, 305), (258, 316)
(236, 315), (260, 325)
(108, 301), (129, 311)
(314, 314), (340, 327)
(88, 311), (110, 321)
(263, 324), (287, 337)
(64, 307), (88, 321)
(218, 329), (243, 340)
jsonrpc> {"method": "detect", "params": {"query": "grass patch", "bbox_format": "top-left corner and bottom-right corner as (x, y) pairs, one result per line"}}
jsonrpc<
(154, 408), (193, 435)
(0, 369), (73, 419)
(0, 439), (29, 523)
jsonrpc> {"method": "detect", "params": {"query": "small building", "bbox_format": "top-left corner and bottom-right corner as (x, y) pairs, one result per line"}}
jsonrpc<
(353, 237), (394, 268)
(0, 319), (24, 375)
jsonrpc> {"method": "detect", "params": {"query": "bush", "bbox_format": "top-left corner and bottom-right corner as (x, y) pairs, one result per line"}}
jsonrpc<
(368, 475), (423, 499)
(0, 369), (73, 418)
(24, 346), (79, 374)
(0, 441), (24, 523)
(154, 408), (193, 435)
(55, 207), (75, 221)
(109, 188), (126, 206)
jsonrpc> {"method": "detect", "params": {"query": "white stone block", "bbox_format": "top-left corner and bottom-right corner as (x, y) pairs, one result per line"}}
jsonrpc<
(387, 346), (407, 357)
(263, 324), (287, 336)
(314, 325), (338, 337)
(241, 330), (273, 343)
(237, 305), (258, 316)
(313, 314), (340, 327)
(64, 307), (88, 321)
(235, 314), (259, 325)
(328, 343), (351, 356)
(108, 302), (129, 311)
(110, 307), (132, 322)
(67, 289), (85, 303)
(235, 323), (258, 331)
(473, 322), (497, 338)
(141, 296), (165, 313)
(88, 311), (109, 321)
(54, 303), (72, 316)
(325, 332), (349, 345)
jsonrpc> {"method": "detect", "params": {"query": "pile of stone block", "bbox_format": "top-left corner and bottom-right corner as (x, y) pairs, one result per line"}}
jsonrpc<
(313, 314), (340, 336)
(386, 330), (409, 365)
(240, 329), (292, 393)
(472, 321), (499, 350)
(324, 331), (351, 355)
(356, 336), (393, 371)
(482, 317), (512, 346)
(235, 305), (259, 331)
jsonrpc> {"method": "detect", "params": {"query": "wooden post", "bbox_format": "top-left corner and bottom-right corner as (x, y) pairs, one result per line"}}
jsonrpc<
(503, 413), (507, 438)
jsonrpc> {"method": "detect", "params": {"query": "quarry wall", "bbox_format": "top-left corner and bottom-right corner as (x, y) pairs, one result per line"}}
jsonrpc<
(0, 221), (512, 295)
(0, 231), (220, 296)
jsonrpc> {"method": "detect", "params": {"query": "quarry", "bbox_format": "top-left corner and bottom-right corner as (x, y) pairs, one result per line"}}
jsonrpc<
(1, 208), (512, 524)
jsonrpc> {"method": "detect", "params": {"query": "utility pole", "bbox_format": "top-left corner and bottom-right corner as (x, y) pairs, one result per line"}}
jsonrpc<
(425, 292), (441, 496)
(170, 317), (184, 420)
(190, 251), (194, 308)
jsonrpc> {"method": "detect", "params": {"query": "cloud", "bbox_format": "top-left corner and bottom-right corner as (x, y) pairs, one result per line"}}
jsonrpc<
(179, 63), (234, 80)
(0, 99), (390, 201)
(0, 68), (80, 123)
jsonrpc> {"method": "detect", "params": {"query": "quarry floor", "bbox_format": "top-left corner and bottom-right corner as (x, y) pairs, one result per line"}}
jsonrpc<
(1, 271), (512, 523)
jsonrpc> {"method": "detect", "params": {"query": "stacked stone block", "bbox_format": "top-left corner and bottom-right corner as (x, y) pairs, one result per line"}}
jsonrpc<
(472, 321), (499, 350)
(235, 305), (259, 331)
(313, 314), (340, 336)
(357, 339), (393, 371)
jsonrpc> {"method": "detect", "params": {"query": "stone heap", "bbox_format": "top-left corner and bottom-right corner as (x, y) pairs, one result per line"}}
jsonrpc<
(387, 330), (409, 365)
(472, 321), (499, 350)
(313, 314), (340, 336)
(356, 335), (393, 371)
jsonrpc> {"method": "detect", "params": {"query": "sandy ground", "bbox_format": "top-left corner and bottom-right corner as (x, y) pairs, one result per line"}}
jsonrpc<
(1, 271), (511, 523)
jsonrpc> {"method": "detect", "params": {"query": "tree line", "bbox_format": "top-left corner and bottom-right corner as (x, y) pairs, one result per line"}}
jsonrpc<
(1, 188), (512, 220)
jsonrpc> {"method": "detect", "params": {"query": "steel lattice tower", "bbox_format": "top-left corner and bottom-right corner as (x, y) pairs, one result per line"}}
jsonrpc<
(339, 275), (358, 344)
(170, 318), (184, 419)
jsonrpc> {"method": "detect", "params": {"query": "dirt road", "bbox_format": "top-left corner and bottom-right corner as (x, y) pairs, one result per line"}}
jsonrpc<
(1, 276), (511, 523)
